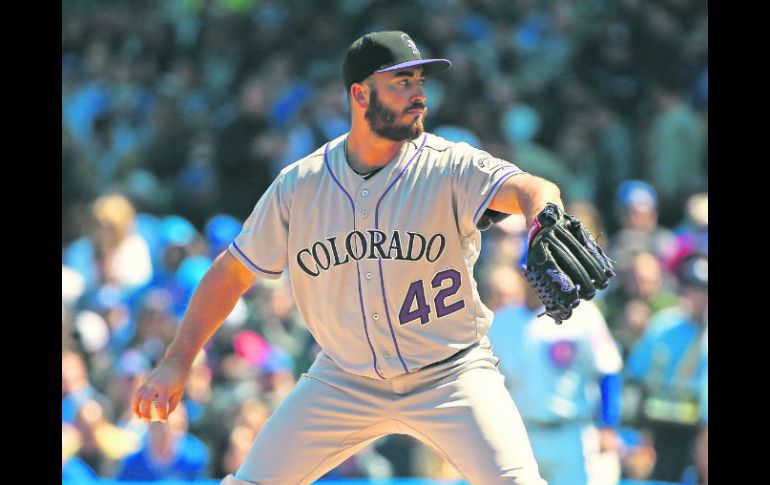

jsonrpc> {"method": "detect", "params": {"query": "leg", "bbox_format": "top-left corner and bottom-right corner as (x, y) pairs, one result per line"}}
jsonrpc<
(527, 424), (589, 485)
(228, 375), (394, 485)
(398, 362), (547, 485)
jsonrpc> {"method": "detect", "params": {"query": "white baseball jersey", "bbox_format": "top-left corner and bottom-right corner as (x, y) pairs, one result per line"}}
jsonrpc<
(488, 299), (623, 424)
(229, 132), (524, 379)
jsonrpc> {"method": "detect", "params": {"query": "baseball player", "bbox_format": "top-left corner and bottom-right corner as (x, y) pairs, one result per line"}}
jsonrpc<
(133, 31), (612, 484)
(487, 270), (623, 485)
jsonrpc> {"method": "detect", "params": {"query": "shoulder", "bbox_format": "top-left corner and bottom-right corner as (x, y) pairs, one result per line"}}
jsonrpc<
(422, 132), (489, 160)
(421, 133), (516, 179)
(421, 132), (455, 153)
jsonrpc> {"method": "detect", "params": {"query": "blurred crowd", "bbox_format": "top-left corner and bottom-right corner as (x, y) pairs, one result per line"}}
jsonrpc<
(62, 0), (707, 483)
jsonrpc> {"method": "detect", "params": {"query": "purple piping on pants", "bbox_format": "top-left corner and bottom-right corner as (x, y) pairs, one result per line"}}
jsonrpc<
(323, 141), (385, 379)
(374, 134), (428, 374)
(230, 241), (283, 275)
(472, 168), (522, 224)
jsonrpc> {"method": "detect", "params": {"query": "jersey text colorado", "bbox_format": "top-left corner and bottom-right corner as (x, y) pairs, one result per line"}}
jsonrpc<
(297, 230), (446, 277)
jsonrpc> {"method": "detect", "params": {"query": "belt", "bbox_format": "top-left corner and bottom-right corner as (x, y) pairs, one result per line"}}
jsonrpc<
(420, 341), (480, 371)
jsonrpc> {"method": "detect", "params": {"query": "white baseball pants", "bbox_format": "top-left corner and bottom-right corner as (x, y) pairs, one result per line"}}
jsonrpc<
(221, 338), (546, 485)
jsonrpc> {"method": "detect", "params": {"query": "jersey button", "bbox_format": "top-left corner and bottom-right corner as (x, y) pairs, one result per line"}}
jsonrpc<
(384, 351), (392, 359)
(365, 272), (373, 280)
(372, 313), (380, 321)
(361, 210), (369, 218)
(361, 189), (370, 197)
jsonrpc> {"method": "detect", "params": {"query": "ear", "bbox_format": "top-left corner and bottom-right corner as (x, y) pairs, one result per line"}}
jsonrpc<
(350, 83), (369, 108)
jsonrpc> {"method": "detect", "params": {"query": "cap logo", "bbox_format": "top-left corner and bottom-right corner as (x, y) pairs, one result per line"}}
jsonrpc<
(401, 33), (420, 56)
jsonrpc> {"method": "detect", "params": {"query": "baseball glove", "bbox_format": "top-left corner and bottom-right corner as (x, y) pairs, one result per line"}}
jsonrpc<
(523, 203), (615, 324)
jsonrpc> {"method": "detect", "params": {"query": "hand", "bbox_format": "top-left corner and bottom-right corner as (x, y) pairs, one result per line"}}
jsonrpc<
(132, 358), (190, 422)
(523, 203), (615, 324)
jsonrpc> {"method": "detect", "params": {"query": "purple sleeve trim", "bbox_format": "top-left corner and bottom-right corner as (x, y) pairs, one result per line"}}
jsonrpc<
(229, 242), (283, 276)
(472, 168), (522, 224)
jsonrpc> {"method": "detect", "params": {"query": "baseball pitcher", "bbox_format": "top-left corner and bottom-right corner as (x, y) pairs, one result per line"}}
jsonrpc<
(133, 31), (614, 485)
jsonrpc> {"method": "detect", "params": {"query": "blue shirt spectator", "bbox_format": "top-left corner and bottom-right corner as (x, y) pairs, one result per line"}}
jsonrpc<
(489, 294), (623, 485)
(116, 433), (210, 481)
(116, 403), (210, 481)
(623, 254), (707, 482)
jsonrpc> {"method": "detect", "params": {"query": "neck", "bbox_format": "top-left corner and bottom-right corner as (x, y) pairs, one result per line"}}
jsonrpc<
(346, 121), (407, 173)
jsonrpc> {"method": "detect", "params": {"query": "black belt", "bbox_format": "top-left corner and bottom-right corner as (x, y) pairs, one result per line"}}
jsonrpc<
(420, 341), (479, 371)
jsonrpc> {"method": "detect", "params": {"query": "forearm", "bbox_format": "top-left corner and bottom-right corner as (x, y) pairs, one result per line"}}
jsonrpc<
(162, 251), (255, 369)
(488, 174), (563, 227)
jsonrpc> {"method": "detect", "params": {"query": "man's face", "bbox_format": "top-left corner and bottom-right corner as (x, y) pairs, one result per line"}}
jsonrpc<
(364, 68), (427, 141)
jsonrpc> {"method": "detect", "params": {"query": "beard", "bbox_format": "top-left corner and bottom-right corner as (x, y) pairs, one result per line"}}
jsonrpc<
(365, 88), (426, 141)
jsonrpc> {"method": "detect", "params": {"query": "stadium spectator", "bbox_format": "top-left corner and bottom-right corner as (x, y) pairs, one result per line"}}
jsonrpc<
(681, 424), (708, 485)
(487, 272), (623, 485)
(663, 192), (708, 274)
(127, 289), (179, 365)
(566, 199), (608, 243)
(73, 399), (142, 476)
(647, 74), (707, 226)
(204, 214), (243, 259)
(213, 75), (277, 219)
(603, 251), (679, 349)
(624, 253), (708, 482)
(62, 422), (99, 484)
(616, 427), (656, 481)
(106, 349), (151, 427)
(582, 100), (635, 223)
(116, 402), (210, 481)
(61, 1), (707, 480)
(172, 131), (220, 227)
(500, 103), (572, 192)
(608, 180), (677, 278)
(62, 350), (112, 424)
(205, 398), (270, 478)
(255, 280), (317, 380)
(482, 263), (526, 312)
(221, 424), (260, 478)
(63, 194), (153, 295)
(611, 298), (654, 361)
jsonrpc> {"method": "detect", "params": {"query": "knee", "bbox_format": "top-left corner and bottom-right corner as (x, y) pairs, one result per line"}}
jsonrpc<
(220, 474), (261, 485)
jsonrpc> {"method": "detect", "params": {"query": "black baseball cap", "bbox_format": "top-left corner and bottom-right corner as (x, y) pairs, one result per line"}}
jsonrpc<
(343, 31), (451, 91)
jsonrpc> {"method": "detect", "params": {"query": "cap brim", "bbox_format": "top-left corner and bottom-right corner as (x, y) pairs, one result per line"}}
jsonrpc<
(375, 59), (452, 76)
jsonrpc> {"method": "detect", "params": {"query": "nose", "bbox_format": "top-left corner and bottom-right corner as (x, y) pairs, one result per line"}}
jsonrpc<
(410, 84), (426, 104)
